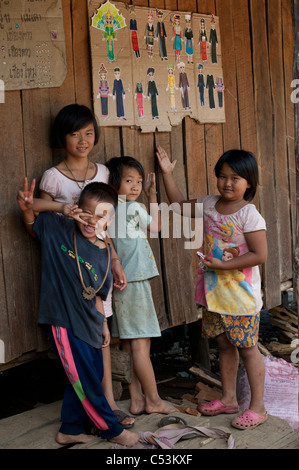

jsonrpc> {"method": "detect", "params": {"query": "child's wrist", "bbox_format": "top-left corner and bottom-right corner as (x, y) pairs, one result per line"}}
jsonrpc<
(147, 190), (158, 198)
(23, 209), (35, 222)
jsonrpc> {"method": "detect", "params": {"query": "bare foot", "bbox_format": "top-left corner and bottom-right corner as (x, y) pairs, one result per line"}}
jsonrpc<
(113, 409), (135, 427)
(130, 396), (146, 415)
(145, 399), (177, 415)
(56, 432), (95, 445)
(108, 429), (140, 447)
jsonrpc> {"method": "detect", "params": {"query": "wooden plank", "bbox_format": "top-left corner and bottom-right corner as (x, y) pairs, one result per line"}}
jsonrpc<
(216, 0), (240, 150)
(267, 0), (293, 282)
(185, 117), (207, 289)
(155, 125), (198, 326)
(181, 0), (206, 300)
(21, 0), (80, 354)
(196, 0), (216, 14)
(231, 0), (256, 153)
(293, 0), (299, 304)
(250, 0), (281, 309)
(189, 365), (222, 388)
(48, 0), (76, 118)
(203, 0), (224, 195)
(0, 92), (37, 363)
(71, 0), (93, 107)
(282, 0), (296, 254)
(72, 0), (105, 165)
(22, 90), (53, 185)
(150, 0), (199, 326)
(170, 124), (198, 323)
(121, 127), (168, 329)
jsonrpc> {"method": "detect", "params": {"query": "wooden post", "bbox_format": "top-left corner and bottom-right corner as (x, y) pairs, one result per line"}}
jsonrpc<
(293, 0), (299, 320)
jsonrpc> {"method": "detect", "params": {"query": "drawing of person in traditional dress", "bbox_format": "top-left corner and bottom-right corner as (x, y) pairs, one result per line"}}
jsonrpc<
(147, 67), (159, 119)
(172, 14), (183, 62)
(206, 74), (216, 109)
(135, 82), (146, 120)
(104, 11), (117, 62)
(184, 14), (194, 64)
(177, 62), (190, 110)
(97, 63), (111, 120)
(216, 77), (224, 108)
(209, 15), (218, 64)
(199, 18), (208, 62)
(197, 64), (205, 106)
(129, 6), (140, 58)
(166, 64), (178, 111)
(155, 9), (168, 61)
(112, 67), (126, 120)
(91, 2), (126, 64)
(144, 9), (155, 61)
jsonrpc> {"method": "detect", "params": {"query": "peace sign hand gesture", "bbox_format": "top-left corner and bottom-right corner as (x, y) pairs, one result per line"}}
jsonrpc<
(17, 177), (36, 212)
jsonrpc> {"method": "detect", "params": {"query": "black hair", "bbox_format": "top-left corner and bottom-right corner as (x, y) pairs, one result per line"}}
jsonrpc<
(105, 156), (145, 190)
(50, 104), (100, 149)
(214, 149), (259, 201)
(79, 182), (118, 209)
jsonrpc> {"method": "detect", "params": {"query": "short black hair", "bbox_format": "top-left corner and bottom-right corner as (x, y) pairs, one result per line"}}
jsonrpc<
(214, 149), (259, 201)
(79, 182), (118, 209)
(105, 156), (145, 190)
(50, 104), (100, 149)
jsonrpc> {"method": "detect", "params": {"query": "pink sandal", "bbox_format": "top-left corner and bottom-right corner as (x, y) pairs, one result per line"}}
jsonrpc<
(231, 409), (268, 430)
(197, 399), (239, 416)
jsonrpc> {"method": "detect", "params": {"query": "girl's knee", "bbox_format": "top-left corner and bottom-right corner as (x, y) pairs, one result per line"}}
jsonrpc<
(238, 344), (260, 361)
(216, 333), (235, 351)
(130, 337), (150, 353)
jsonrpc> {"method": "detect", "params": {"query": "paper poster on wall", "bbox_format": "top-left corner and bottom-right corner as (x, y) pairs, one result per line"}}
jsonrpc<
(89, 1), (225, 132)
(0, 0), (66, 91)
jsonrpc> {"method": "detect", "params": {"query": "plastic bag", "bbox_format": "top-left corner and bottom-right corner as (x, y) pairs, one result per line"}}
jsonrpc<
(237, 356), (298, 431)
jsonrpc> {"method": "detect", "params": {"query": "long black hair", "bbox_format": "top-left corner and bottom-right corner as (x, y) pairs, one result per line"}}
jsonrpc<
(214, 149), (259, 201)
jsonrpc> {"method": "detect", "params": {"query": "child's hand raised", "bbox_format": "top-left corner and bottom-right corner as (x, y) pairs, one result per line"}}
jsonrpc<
(17, 177), (36, 212)
(156, 146), (177, 174)
(144, 172), (157, 197)
(63, 204), (88, 225)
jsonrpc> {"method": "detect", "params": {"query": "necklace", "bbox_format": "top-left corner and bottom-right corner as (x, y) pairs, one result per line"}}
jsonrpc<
(64, 160), (90, 191)
(73, 229), (110, 300)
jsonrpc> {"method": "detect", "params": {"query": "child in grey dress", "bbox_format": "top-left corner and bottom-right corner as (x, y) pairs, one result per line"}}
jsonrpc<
(106, 156), (176, 416)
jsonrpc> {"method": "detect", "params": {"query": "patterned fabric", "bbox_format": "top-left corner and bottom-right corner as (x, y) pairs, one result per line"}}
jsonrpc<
(52, 325), (109, 430)
(195, 195), (266, 316)
(202, 309), (260, 348)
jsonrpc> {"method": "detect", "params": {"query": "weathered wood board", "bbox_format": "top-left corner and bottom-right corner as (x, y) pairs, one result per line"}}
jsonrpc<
(0, 0), (296, 365)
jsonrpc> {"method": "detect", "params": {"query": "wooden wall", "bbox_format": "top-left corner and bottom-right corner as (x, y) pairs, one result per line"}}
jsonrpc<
(0, 0), (296, 365)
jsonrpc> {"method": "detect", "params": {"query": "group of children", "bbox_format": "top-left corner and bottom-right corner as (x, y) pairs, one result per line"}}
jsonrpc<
(16, 103), (268, 447)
